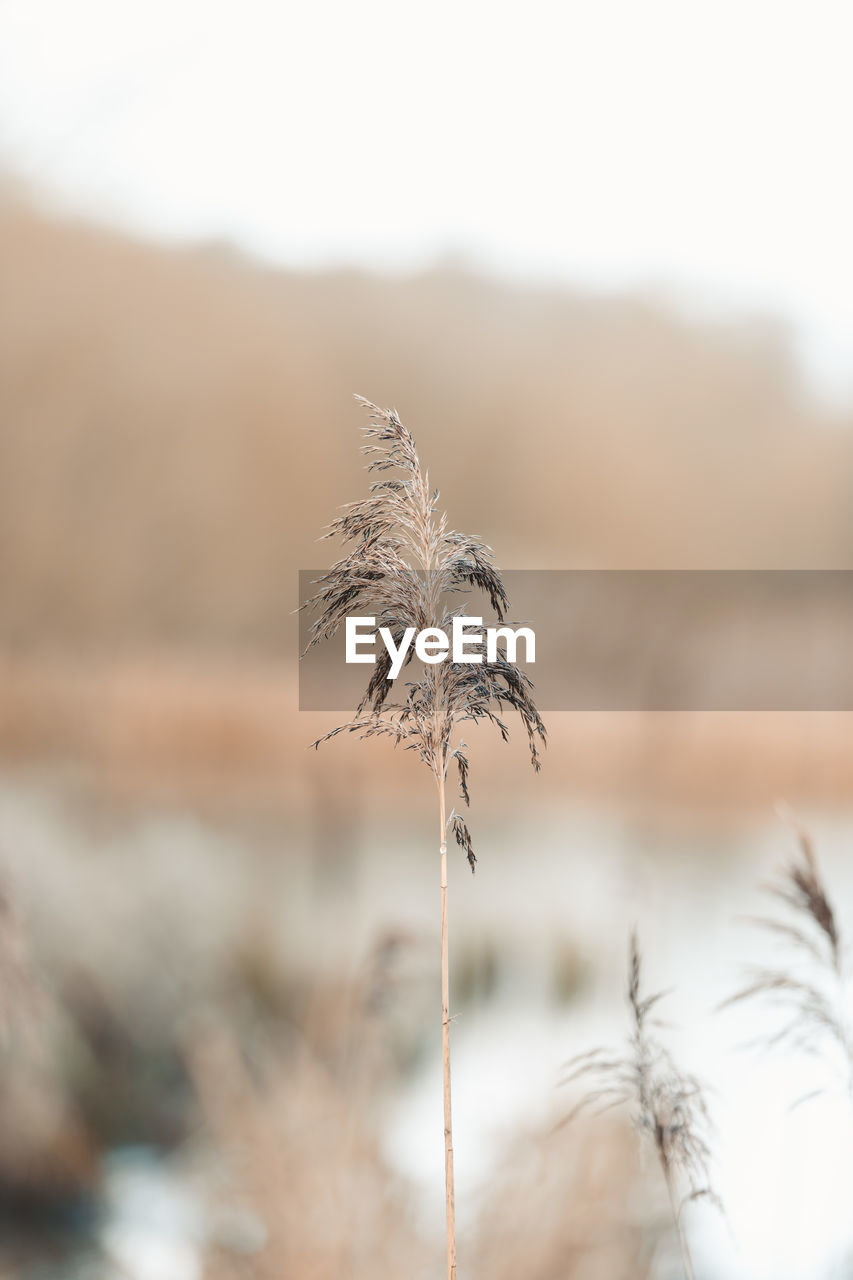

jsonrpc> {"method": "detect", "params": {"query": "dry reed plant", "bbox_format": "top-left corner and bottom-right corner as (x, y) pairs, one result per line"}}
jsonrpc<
(0, 877), (96, 1216)
(561, 933), (715, 1280)
(0, 887), (43, 1048)
(472, 1114), (654, 1280)
(720, 817), (853, 1104)
(185, 1019), (431, 1280)
(303, 397), (546, 1278)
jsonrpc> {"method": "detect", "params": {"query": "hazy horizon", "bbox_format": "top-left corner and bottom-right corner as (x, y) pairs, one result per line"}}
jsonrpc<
(2, 0), (853, 403)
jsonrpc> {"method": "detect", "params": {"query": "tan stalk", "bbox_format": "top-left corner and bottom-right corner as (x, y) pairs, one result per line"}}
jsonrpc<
(438, 763), (456, 1280)
(662, 1159), (695, 1280)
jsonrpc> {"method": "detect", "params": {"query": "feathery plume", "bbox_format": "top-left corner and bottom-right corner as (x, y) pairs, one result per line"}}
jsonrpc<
(303, 397), (545, 1280)
(560, 933), (715, 1279)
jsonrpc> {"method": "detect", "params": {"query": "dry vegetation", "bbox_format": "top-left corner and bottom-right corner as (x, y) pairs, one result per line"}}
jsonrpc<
(3, 197), (853, 813)
(6, 195), (853, 1276)
(186, 1021), (431, 1280)
(186, 1015), (650, 1280)
(562, 934), (715, 1279)
(471, 1117), (653, 1280)
(722, 819), (853, 1103)
(305, 398), (545, 1277)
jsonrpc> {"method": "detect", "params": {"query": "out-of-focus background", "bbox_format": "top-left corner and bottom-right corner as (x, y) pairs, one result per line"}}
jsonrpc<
(3, 3), (853, 1277)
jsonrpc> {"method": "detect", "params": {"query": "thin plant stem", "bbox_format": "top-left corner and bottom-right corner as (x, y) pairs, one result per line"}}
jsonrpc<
(439, 766), (457, 1280)
(662, 1157), (695, 1280)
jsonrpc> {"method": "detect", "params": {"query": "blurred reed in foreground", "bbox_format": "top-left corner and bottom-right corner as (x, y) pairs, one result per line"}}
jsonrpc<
(562, 934), (716, 1278)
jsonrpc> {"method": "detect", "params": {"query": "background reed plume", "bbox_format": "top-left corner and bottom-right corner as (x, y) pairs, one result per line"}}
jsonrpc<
(303, 396), (546, 1279)
(720, 818), (853, 1104)
(561, 932), (715, 1280)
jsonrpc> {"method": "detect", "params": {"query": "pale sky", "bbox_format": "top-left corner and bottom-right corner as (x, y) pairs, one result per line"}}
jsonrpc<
(2, 0), (853, 399)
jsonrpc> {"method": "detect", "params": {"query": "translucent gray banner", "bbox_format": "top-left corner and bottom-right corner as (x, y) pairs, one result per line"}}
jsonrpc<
(298, 570), (853, 711)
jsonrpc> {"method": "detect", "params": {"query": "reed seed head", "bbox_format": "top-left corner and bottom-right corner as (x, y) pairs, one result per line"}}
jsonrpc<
(561, 932), (716, 1218)
(720, 817), (852, 1100)
(303, 397), (546, 868)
